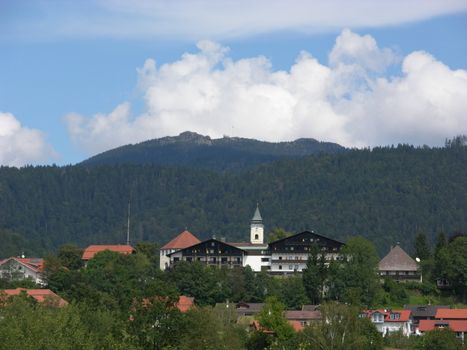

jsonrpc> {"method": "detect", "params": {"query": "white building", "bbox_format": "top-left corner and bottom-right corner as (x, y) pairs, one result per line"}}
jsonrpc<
(0, 257), (44, 285)
(362, 309), (413, 337)
(165, 205), (345, 273)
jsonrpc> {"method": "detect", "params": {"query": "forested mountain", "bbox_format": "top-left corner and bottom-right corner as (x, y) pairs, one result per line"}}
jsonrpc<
(0, 141), (466, 258)
(82, 131), (345, 170)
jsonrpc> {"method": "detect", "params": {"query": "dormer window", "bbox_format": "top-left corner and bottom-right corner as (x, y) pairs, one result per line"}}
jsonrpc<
(390, 313), (400, 320)
(372, 313), (384, 323)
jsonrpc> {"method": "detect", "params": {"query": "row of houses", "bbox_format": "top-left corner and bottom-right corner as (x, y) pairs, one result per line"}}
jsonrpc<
(0, 206), (422, 283)
(159, 206), (422, 281)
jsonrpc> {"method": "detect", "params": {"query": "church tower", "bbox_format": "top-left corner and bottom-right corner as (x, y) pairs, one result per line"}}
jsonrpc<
(250, 204), (264, 244)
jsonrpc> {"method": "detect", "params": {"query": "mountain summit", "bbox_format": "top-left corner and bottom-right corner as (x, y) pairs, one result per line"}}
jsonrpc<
(81, 132), (345, 171)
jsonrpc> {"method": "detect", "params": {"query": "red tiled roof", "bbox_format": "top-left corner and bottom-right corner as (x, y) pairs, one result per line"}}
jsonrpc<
(1, 288), (68, 307)
(82, 245), (135, 260)
(289, 320), (305, 332)
(363, 309), (411, 322)
(176, 295), (194, 313)
(419, 320), (467, 332)
(161, 231), (200, 250)
(0, 257), (44, 272)
(251, 319), (304, 333)
(435, 309), (467, 320)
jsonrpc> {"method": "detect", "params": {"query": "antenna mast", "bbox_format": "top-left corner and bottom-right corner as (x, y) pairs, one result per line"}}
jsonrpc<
(126, 200), (131, 245)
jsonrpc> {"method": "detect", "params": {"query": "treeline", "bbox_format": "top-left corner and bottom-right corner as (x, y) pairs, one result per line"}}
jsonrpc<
(0, 142), (466, 257)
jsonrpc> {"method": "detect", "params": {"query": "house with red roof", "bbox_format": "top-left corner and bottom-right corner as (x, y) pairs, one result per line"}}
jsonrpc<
(418, 320), (467, 343)
(361, 309), (412, 336)
(435, 309), (467, 320)
(0, 257), (45, 285)
(1, 288), (68, 307)
(159, 230), (201, 270)
(81, 245), (135, 264)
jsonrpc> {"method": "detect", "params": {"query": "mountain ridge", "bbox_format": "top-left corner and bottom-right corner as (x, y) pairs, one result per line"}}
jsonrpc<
(81, 131), (346, 170)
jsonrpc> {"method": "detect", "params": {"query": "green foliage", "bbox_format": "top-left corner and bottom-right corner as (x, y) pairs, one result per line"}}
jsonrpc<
(57, 244), (84, 270)
(411, 328), (464, 350)
(328, 237), (383, 307)
(0, 298), (136, 350)
(302, 243), (327, 304)
(279, 275), (309, 310)
(435, 237), (467, 302)
(383, 329), (417, 349)
(268, 227), (293, 243)
(381, 278), (409, 306)
(178, 307), (246, 350)
(296, 303), (383, 350)
(0, 145), (466, 258)
(414, 232), (431, 261)
(257, 296), (295, 341)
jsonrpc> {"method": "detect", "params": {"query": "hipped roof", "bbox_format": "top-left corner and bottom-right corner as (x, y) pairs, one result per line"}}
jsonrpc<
(161, 230), (200, 250)
(378, 245), (418, 271)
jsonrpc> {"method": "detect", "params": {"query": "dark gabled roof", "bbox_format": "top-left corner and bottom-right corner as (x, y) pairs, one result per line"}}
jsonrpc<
(167, 238), (246, 256)
(404, 305), (450, 318)
(285, 310), (321, 321)
(378, 244), (418, 271)
(269, 230), (345, 247)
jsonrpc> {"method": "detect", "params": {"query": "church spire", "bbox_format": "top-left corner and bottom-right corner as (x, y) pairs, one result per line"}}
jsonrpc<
(250, 203), (264, 244)
(251, 203), (263, 223)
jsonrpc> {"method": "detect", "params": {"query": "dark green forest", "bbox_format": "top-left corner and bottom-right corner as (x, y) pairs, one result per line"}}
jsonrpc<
(0, 141), (466, 258)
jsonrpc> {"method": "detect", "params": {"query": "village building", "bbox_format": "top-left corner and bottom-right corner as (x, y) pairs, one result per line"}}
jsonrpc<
(418, 320), (467, 343)
(0, 257), (44, 285)
(159, 230), (201, 270)
(417, 309), (467, 343)
(165, 206), (345, 273)
(378, 244), (421, 282)
(268, 231), (344, 274)
(361, 309), (412, 336)
(285, 310), (321, 326)
(81, 244), (135, 265)
(405, 305), (449, 333)
(0, 288), (68, 307)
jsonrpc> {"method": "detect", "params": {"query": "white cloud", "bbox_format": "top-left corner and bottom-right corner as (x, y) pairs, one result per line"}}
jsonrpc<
(7, 0), (467, 41)
(0, 112), (56, 167)
(65, 30), (467, 154)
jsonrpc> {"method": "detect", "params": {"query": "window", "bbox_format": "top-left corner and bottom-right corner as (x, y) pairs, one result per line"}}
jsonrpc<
(221, 257), (227, 263)
(211, 242), (215, 247)
(261, 258), (270, 262)
(209, 249), (214, 254)
(279, 256), (282, 260)
(173, 257), (180, 262)
(279, 265), (282, 270)
(236, 257), (241, 264)
(294, 265), (299, 270)
(289, 265), (293, 270)
(372, 313), (384, 323)
(390, 313), (400, 320)
(290, 247), (294, 251)
(186, 257), (192, 262)
(254, 234), (259, 240)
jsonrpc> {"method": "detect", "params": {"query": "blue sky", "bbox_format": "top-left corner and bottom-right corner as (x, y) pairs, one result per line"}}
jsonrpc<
(1, 1), (467, 166)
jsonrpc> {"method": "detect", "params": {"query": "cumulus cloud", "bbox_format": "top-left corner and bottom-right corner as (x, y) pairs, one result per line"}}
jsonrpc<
(0, 112), (56, 167)
(6, 0), (467, 41)
(65, 30), (467, 154)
